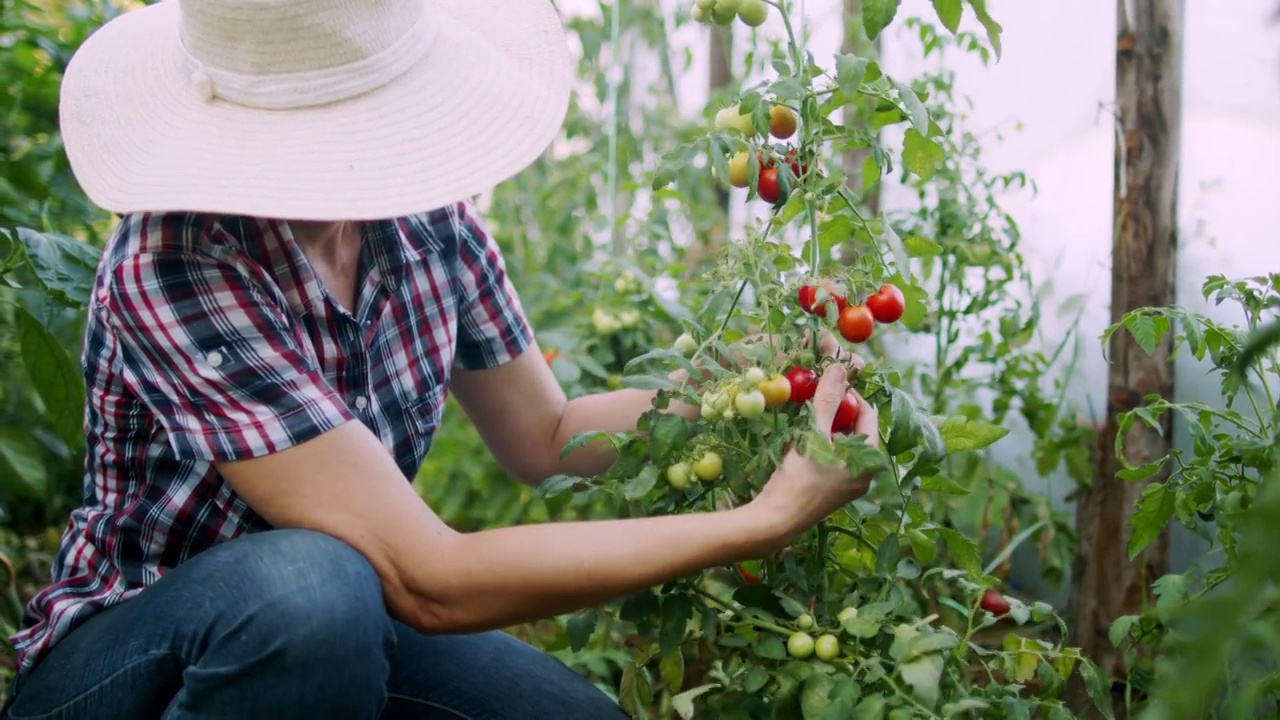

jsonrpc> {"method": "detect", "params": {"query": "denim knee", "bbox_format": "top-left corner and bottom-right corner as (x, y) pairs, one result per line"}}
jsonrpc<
(212, 529), (393, 661)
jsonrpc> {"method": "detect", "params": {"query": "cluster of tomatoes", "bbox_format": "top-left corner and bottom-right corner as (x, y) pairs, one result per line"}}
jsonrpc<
(689, 0), (769, 27)
(715, 101), (805, 205)
(785, 609), (855, 663)
(798, 281), (905, 344)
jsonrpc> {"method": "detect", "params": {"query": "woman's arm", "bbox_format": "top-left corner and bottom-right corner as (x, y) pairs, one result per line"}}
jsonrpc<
(218, 363), (875, 634)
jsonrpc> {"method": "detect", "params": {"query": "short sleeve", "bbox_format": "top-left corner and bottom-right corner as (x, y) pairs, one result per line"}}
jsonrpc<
(451, 203), (534, 371)
(105, 249), (354, 462)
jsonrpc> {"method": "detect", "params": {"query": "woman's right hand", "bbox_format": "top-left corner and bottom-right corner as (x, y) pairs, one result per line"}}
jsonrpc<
(749, 363), (880, 549)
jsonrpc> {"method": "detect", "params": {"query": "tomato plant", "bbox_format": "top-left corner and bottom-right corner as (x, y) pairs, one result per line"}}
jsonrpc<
(530, 3), (1114, 717)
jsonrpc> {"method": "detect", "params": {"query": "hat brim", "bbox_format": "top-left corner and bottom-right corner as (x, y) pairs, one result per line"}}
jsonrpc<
(59, 0), (573, 221)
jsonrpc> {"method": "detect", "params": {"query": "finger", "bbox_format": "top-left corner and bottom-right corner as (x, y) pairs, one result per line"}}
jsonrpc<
(851, 393), (879, 442)
(817, 329), (841, 358)
(810, 363), (849, 428)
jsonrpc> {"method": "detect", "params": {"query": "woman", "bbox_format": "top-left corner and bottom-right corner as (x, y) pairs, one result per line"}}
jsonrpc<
(2, 1), (879, 718)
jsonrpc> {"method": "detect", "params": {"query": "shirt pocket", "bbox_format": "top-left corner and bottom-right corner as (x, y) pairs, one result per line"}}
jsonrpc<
(400, 385), (447, 473)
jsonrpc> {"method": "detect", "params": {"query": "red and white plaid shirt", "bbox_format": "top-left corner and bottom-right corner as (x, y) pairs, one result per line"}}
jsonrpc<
(9, 202), (532, 677)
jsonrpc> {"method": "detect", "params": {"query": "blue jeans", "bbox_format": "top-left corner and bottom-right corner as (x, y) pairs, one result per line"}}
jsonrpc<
(2, 529), (625, 719)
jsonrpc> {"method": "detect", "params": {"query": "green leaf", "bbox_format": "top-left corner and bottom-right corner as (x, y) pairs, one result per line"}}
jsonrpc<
(862, 0), (902, 40)
(800, 673), (836, 719)
(15, 306), (86, 448)
(966, 0), (1003, 60)
(1116, 460), (1164, 481)
(903, 234), (942, 258)
(1127, 481), (1175, 559)
(0, 427), (47, 499)
(536, 474), (583, 497)
(931, 0), (963, 32)
(942, 699), (990, 716)
(905, 631), (959, 659)
(899, 653), (944, 708)
(852, 696), (887, 720)
(902, 129), (944, 181)
(566, 610), (597, 652)
(920, 474), (969, 494)
(755, 634), (789, 660)
(560, 430), (615, 458)
(936, 416), (1009, 454)
(893, 80), (929, 134)
(935, 528), (981, 574)
(653, 142), (699, 190)
(1125, 313), (1162, 355)
(842, 601), (894, 638)
(1079, 658), (1116, 719)
(1108, 615), (1138, 648)
(16, 228), (102, 308)
(672, 684), (719, 720)
(622, 374), (678, 391)
(660, 593), (693, 655)
(648, 414), (691, 464)
(659, 650), (685, 692)
(835, 54), (870, 97)
(625, 465), (660, 500)
(861, 154), (881, 190)
(875, 534), (902, 576)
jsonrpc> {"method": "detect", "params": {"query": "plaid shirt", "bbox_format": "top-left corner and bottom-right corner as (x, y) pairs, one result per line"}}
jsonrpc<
(9, 202), (532, 678)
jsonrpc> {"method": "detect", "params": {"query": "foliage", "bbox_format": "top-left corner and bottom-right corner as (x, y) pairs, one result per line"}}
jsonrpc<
(1100, 275), (1280, 718)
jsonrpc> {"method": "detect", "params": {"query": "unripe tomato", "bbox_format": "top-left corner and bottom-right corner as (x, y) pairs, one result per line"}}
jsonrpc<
(796, 613), (815, 630)
(837, 305), (875, 343)
(769, 104), (798, 140)
(736, 0), (768, 26)
(837, 607), (859, 626)
(831, 392), (860, 434)
(757, 167), (781, 204)
(980, 589), (1011, 617)
(797, 282), (847, 317)
(710, 2), (737, 25)
(592, 308), (619, 335)
(727, 151), (751, 188)
(695, 0), (715, 8)
(714, 105), (754, 135)
(866, 283), (906, 323)
(743, 367), (768, 386)
(734, 389), (766, 419)
(606, 373), (623, 390)
(693, 451), (723, 481)
(787, 632), (815, 659)
(814, 634), (840, 661)
(666, 462), (691, 490)
(758, 375), (791, 407)
(700, 391), (722, 420)
(618, 309), (641, 328)
(690, 3), (708, 21)
(674, 333), (698, 356)
(785, 366), (818, 403)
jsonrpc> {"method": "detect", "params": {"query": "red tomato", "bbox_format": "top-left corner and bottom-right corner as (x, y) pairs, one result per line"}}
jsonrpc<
(785, 366), (818, 404)
(980, 589), (1011, 616)
(757, 167), (781, 204)
(831, 391), (860, 434)
(786, 148), (809, 178)
(797, 282), (847, 317)
(737, 561), (762, 584)
(542, 349), (559, 365)
(866, 284), (906, 324)
(837, 305), (875, 343)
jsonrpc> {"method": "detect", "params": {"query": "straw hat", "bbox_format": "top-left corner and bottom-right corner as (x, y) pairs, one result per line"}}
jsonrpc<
(58, 0), (574, 221)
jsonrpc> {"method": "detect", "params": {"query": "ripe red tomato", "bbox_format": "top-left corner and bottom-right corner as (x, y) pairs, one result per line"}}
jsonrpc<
(866, 283), (905, 324)
(542, 349), (559, 365)
(785, 366), (818, 404)
(797, 282), (847, 317)
(736, 561), (762, 584)
(757, 167), (781, 204)
(980, 589), (1011, 616)
(786, 148), (809, 178)
(837, 305), (875, 343)
(831, 391), (860, 434)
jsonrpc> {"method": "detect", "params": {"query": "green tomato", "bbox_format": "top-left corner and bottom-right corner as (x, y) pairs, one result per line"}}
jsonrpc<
(666, 462), (691, 490)
(606, 373), (623, 390)
(693, 451), (723, 481)
(814, 634), (840, 661)
(837, 607), (859, 626)
(618, 309), (641, 328)
(733, 389), (766, 419)
(714, 0), (742, 12)
(674, 333), (698, 356)
(786, 631), (815, 659)
(714, 106), (755, 135)
(796, 613), (814, 630)
(695, 0), (716, 8)
(690, 3), (708, 20)
(591, 308), (618, 335)
(736, 0), (768, 26)
(743, 367), (768, 386)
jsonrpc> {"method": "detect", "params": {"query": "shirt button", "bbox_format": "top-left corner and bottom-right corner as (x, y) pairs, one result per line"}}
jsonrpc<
(354, 396), (369, 410)
(206, 351), (224, 368)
